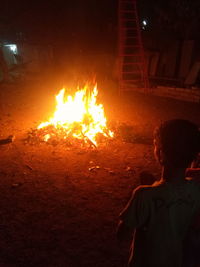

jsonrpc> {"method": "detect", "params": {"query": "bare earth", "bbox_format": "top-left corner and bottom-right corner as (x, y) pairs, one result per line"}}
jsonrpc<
(0, 80), (200, 267)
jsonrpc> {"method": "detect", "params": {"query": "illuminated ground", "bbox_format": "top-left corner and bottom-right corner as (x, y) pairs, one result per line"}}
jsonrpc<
(0, 80), (199, 267)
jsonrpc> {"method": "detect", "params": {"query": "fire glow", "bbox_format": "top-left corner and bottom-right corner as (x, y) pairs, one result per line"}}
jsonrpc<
(37, 84), (114, 146)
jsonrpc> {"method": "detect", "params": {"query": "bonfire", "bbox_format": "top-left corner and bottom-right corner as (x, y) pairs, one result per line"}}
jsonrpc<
(34, 84), (113, 147)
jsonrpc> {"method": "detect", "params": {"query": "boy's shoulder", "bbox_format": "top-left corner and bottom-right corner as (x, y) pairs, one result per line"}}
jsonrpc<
(134, 180), (166, 194)
(134, 179), (200, 200)
(133, 179), (184, 199)
(132, 184), (159, 199)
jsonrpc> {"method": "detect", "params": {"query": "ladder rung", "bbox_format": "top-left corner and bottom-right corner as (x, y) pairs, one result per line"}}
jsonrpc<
(123, 62), (143, 65)
(122, 60), (142, 63)
(122, 62), (143, 66)
(120, 10), (136, 13)
(122, 72), (142, 74)
(121, 36), (139, 39)
(122, 78), (144, 80)
(120, 54), (142, 56)
(122, 80), (143, 82)
(120, 56), (141, 58)
(122, 37), (140, 40)
(120, 46), (141, 49)
(119, 53), (142, 56)
(120, 43), (141, 46)
(121, 45), (141, 48)
(120, 54), (141, 57)
(120, 4), (134, 6)
(121, 27), (137, 30)
(122, 72), (143, 74)
(123, 45), (141, 47)
(121, 19), (137, 22)
(125, 37), (140, 39)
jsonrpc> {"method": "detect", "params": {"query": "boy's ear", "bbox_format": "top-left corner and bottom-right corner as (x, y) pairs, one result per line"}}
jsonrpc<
(154, 139), (165, 165)
(156, 147), (165, 165)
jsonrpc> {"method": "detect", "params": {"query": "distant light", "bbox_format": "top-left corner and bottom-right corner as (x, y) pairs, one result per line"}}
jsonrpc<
(5, 44), (18, 54)
(142, 20), (147, 26)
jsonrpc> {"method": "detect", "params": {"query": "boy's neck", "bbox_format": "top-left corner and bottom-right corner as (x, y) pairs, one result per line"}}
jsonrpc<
(162, 166), (187, 183)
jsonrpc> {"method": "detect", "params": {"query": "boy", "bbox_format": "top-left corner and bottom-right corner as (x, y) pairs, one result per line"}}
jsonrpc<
(117, 119), (200, 267)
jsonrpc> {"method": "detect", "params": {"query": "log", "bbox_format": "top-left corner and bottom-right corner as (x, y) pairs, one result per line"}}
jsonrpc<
(0, 135), (15, 145)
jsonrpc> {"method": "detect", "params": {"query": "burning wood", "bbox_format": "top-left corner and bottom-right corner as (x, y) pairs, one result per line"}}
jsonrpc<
(26, 84), (114, 147)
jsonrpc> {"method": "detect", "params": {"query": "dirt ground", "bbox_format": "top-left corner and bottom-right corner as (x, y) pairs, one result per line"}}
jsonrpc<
(0, 79), (200, 267)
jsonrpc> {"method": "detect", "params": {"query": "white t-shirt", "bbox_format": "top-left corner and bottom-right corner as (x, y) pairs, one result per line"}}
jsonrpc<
(120, 179), (200, 267)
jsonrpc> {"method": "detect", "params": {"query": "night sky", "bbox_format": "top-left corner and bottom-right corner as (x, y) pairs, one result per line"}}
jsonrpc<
(1, 0), (200, 80)
(0, 0), (118, 50)
(1, 1), (200, 44)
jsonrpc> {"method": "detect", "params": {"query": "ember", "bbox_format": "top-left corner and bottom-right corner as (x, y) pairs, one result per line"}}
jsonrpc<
(36, 84), (114, 146)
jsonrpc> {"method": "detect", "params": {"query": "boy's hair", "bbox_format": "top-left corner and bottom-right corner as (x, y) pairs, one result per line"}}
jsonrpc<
(154, 119), (200, 168)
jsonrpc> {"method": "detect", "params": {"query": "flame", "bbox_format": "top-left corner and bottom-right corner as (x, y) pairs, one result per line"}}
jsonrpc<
(37, 84), (113, 146)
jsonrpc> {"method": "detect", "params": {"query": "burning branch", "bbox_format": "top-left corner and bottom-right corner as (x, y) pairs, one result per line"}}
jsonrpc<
(35, 83), (113, 146)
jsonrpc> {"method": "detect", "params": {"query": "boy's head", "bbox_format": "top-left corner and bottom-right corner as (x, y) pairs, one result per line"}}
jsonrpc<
(154, 119), (200, 168)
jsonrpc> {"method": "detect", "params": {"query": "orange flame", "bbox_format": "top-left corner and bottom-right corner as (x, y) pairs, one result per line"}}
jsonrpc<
(37, 84), (113, 146)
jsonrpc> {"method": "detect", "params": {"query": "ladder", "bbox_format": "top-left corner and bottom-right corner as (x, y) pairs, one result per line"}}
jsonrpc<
(118, 0), (149, 93)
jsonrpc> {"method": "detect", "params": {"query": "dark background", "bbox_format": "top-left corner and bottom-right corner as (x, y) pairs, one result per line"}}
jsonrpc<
(1, 0), (200, 85)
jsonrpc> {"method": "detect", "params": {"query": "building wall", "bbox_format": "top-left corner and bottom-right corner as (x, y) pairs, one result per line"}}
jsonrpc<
(147, 39), (199, 87)
(153, 86), (200, 103)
